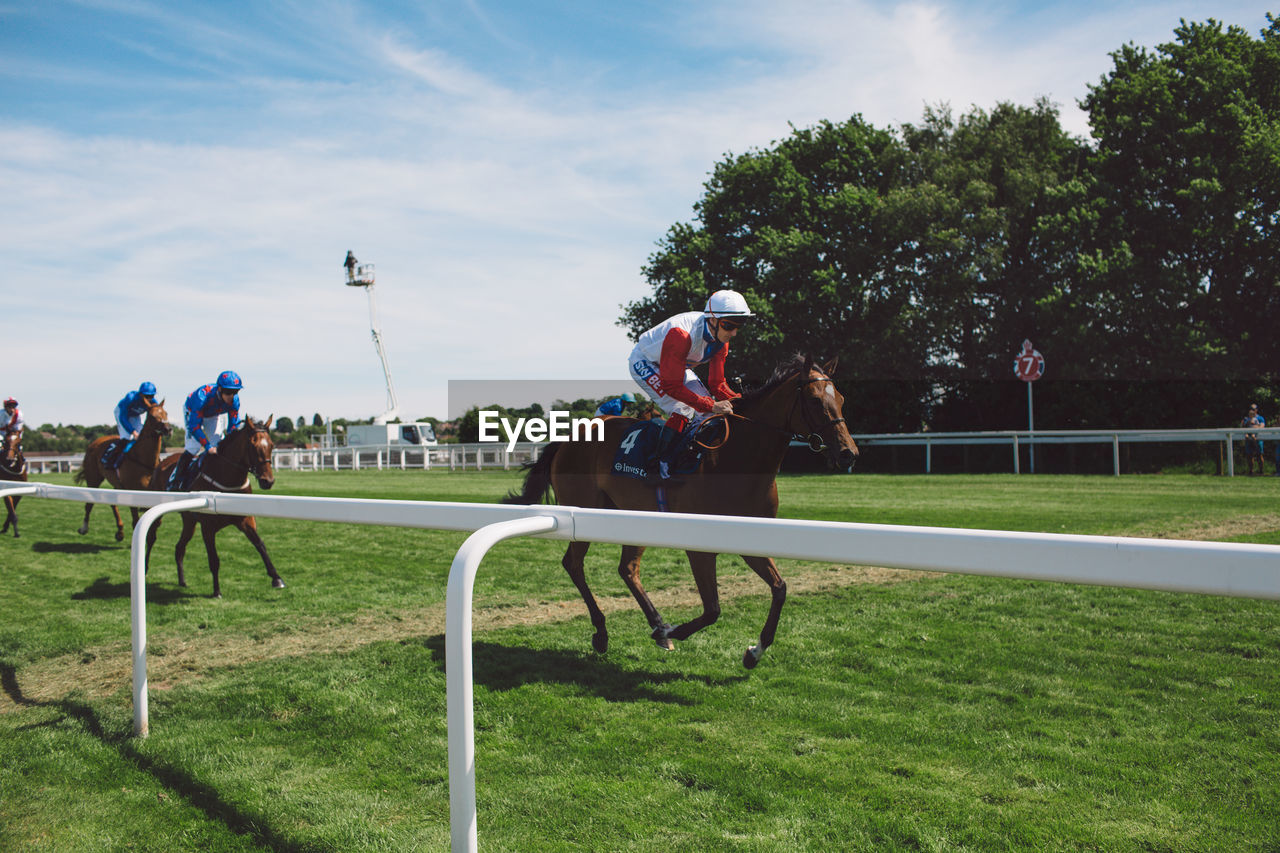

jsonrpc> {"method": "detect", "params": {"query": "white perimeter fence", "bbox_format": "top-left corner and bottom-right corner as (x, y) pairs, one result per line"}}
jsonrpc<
(24, 426), (1280, 476)
(4, 480), (1280, 852)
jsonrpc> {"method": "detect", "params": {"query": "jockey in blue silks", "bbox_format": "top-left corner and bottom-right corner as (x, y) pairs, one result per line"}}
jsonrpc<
(593, 393), (636, 418)
(102, 381), (158, 469)
(168, 371), (243, 490)
(115, 382), (158, 440)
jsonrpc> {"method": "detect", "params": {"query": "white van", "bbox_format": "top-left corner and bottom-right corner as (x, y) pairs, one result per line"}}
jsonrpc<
(345, 422), (438, 447)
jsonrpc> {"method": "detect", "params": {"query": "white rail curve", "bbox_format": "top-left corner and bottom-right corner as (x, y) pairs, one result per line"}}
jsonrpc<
(5, 481), (1279, 852)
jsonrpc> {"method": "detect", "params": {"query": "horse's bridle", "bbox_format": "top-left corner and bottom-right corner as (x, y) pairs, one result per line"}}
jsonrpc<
(113, 415), (172, 470)
(203, 423), (272, 487)
(787, 374), (847, 452)
(735, 373), (846, 453)
(0, 446), (25, 476)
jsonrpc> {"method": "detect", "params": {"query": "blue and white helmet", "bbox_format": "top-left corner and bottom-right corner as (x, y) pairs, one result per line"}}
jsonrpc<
(703, 290), (753, 319)
(139, 381), (157, 397)
(216, 371), (243, 391)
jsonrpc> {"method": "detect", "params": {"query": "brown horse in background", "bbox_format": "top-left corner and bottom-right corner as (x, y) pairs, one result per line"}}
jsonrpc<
(0, 431), (28, 538)
(504, 354), (858, 668)
(145, 416), (282, 598)
(75, 399), (172, 541)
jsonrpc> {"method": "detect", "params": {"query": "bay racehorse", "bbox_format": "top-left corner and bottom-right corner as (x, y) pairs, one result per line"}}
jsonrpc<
(1, 431), (28, 538)
(74, 399), (172, 541)
(145, 416), (284, 598)
(504, 354), (858, 668)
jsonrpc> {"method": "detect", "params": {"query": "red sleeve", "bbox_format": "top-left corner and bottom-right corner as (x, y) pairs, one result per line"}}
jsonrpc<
(707, 345), (739, 401)
(658, 328), (714, 412)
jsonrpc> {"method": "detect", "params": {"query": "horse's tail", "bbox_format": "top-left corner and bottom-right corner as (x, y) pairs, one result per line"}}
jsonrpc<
(73, 465), (87, 485)
(502, 443), (560, 505)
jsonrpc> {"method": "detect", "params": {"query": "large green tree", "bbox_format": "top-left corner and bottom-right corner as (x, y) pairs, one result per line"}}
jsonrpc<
(621, 116), (929, 431)
(891, 100), (1089, 429)
(1077, 15), (1280, 379)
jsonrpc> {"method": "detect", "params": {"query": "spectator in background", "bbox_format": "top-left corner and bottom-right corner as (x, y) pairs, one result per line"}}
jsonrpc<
(1241, 403), (1265, 476)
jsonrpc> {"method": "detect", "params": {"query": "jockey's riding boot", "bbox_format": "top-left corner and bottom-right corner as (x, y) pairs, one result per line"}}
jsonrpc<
(103, 442), (120, 470)
(167, 452), (194, 491)
(645, 414), (688, 485)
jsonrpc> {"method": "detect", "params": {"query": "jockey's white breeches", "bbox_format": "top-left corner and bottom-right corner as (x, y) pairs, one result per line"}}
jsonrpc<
(183, 409), (228, 455)
(628, 352), (712, 425)
(114, 404), (146, 440)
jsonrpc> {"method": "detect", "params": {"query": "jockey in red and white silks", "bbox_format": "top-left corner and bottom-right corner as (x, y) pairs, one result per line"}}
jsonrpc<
(0, 398), (24, 442)
(628, 290), (752, 433)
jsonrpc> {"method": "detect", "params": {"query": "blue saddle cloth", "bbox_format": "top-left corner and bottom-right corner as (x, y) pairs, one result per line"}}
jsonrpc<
(610, 419), (721, 482)
(102, 438), (134, 470)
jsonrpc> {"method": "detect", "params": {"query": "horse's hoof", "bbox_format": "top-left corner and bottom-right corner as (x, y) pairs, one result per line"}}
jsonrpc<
(743, 645), (763, 669)
(272, 578), (286, 589)
(212, 593), (222, 600)
(656, 637), (675, 651)
(77, 526), (87, 536)
(591, 633), (608, 654)
(114, 531), (124, 542)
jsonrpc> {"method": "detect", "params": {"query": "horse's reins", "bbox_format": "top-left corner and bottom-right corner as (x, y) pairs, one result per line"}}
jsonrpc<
(730, 374), (845, 453)
(196, 426), (270, 491)
(114, 424), (172, 470)
(0, 449), (26, 476)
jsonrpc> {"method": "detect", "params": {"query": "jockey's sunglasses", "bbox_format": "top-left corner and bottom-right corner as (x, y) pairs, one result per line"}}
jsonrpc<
(719, 318), (747, 331)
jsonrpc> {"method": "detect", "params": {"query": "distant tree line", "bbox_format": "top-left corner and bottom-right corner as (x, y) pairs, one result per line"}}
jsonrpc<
(621, 16), (1280, 444)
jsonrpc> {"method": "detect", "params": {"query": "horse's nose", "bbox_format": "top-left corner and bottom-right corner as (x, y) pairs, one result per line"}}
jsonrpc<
(838, 447), (857, 470)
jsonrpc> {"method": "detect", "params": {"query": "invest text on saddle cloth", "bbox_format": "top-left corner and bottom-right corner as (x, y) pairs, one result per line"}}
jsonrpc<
(505, 290), (860, 668)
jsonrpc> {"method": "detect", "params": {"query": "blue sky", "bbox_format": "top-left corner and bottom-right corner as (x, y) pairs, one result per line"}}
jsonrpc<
(2, 0), (1272, 426)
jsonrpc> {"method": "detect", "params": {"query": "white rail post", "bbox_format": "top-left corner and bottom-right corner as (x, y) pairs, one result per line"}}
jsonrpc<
(1113, 435), (1121, 476)
(1012, 434), (1020, 474)
(446, 514), (558, 853)
(129, 496), (209, 738)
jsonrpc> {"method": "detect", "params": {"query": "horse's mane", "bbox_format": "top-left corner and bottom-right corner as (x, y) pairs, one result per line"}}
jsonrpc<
(734, 353), (813, 410)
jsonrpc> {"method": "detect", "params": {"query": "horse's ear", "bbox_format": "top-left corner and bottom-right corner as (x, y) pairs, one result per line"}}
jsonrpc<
(803, 354), (814, 375)
(263, 414), (274, 430)
(822, 356), (838, 376)
(158, 398), (165, 406)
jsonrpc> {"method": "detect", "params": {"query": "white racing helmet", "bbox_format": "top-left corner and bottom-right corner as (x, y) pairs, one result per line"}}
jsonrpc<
(703, 289), (754, 320)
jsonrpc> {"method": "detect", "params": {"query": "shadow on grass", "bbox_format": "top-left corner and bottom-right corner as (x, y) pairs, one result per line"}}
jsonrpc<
(71, 575), (193, 604)
(1, 662), (307, 853)
(32, 540), (121, 554)
(424, 636), (746, 704)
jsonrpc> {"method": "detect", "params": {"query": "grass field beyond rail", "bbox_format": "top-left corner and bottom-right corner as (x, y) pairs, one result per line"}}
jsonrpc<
(1, 472), (1277, 851)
